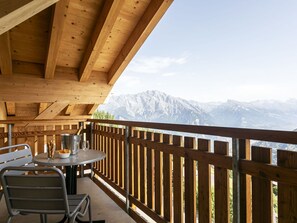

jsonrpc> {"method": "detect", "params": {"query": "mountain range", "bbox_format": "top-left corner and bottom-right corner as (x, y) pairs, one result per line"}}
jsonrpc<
(98, 90), (297, 131)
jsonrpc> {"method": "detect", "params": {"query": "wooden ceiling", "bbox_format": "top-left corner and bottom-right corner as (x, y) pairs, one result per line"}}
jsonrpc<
(0, 0), (173, 122)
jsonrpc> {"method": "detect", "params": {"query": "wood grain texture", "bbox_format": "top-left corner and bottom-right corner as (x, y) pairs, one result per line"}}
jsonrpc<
(107, 0), (174, 84)
(251, 146), (272, 223)
(173, 135), (183, 223)
(45, 0), (70, 79)
(0, 0), (59, 35)
(0, 32), (12, 75)
(79, 0), (124, 81)
(278, 150), (297, 223)
(154, 133), (162, 215)
(5, 102), (15, 116)
(184, 137), (196, 223)
(163, 134), (172, 222)
(214, 141), (229, 223)
(198, 138), (211, 223)
(35, 102), (67, 119)
(239, 139), (251, 223)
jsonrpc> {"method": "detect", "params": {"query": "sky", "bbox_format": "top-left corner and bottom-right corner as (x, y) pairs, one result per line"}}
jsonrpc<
(110, 0), (297, 103)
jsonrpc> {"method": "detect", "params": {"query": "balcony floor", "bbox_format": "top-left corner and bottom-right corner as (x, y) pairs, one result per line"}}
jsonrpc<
(0, 177), (135, 223)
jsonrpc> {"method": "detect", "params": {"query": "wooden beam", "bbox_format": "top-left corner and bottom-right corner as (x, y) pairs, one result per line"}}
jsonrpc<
(79, 0), (124, 82)
(0, 71), (112, 104)
(0, 32), (12, 75)
(65, 104), (75, 115)
(39, 103), (48, 114)
(85, 104), (99, 115)
(107, 0), (173, 84)
(35, 102), (67, 119)
(0, 0), (60, 35)
(45, 0), (70, 79)
(0, 102), (6, 120)
(5, 102), (15, 116)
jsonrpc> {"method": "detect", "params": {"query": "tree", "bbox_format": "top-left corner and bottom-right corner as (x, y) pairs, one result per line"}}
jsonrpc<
(92, 111), (115, 120)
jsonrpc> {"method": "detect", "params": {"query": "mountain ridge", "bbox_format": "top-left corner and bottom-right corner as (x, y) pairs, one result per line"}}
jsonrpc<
(98, 90), (297, 131)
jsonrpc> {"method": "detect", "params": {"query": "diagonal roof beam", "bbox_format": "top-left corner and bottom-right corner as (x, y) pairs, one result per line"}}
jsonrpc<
(0, 32), (12, 75)
(65, 104), (75, 115)
(35, 102), (67, 119)
(45, 0), (70, 79)
(107, 0), (173, 85)
(79, 0), (124, 82)
(0, 0), (60, 35)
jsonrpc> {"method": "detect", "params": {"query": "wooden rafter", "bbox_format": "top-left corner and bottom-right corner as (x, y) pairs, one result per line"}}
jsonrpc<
(0, 72), (111, 104)
(79, 0), (124, 82)
(107, 0), (173, 84)
(35, 102), (67, 119)
(65, 104), (75, 115)
(85, 104), (99, 115)
(0, 0), (60, 35)
(5, 102), (15, 116)
(39, 103), (48, 114)
(45, 0), (70, 79)
(0, 32), (12, 75)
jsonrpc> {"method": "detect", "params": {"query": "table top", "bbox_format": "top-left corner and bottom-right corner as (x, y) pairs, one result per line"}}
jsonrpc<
(33, 149), (106, 167)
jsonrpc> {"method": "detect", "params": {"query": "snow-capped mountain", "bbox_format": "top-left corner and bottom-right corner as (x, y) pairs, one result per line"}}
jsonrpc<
(98, 90), (297, 131)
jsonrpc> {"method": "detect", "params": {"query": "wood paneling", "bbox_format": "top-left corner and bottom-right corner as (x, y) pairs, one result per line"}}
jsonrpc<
(35, 102), (67, 119)
(5, 102), (15, 116)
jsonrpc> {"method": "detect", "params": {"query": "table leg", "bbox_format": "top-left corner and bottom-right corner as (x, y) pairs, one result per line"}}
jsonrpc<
(65, 165), (77, 194)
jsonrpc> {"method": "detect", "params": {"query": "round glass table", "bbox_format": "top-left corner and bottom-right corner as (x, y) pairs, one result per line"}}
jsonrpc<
(33, 149), (106, 194)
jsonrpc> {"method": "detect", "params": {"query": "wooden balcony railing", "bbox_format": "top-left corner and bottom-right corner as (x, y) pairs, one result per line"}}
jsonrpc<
(1, 119), (297, 222)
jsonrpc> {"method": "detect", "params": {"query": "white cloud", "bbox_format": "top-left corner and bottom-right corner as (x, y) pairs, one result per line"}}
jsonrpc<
(127, 56), (187, 74)
(161, 72), (176, 77)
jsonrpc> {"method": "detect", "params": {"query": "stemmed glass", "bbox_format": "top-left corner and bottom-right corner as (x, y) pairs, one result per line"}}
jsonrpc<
(82, 140), (90, 151)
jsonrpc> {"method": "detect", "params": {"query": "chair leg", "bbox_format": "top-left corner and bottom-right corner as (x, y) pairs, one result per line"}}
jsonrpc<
(6, 216), (12, 223)
(88, 197), (92, 223)
(40, 214), (47, 223)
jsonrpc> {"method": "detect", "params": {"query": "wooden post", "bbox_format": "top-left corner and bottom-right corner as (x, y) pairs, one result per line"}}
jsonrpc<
(252, 146), (272, 223)
(185, 137), (196, 223)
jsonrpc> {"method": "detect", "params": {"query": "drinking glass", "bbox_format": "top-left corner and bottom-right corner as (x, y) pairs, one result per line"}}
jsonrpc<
(82, 140), (90, 151)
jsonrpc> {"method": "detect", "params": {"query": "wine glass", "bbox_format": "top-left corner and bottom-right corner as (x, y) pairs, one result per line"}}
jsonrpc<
(82, 140), (90, 151)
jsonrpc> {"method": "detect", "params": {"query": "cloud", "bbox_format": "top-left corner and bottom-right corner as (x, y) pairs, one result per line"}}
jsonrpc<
(161, 72), (176, 77)
(127, 56), (187, 74)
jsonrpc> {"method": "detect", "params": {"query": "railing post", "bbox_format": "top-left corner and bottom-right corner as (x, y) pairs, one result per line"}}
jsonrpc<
(232, 138), (240, 223)
(8, 123), (13, 149)
(125, 126), (130, 214)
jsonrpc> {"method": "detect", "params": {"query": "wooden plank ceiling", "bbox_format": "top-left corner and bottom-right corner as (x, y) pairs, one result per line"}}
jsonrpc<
(0, 0), (173, 121)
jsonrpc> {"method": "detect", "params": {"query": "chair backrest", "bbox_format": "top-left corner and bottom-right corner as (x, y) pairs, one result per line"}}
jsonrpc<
(0, 144), (33, 200)
(0, 144), (33, 171)
(0, 166), (70, 216)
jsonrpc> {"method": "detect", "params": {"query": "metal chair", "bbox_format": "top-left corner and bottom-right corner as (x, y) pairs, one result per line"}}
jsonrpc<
(0, 166), (92, 223)
(0, 144), (34, 201)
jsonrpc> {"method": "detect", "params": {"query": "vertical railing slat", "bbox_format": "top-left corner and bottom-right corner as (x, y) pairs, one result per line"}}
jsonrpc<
(0, 127), (4, 147)
(277, 150), (297, 222)
(214, 140), (230, 223)
(146, 132), (153, 209)
(154, 133), (162, 215)
(185, 137), (196, 223)
(163, 134), (172, 222)
(139, 131), (146, 203)
(133, 130), (139, 199)
(239, 139), (251, 223)
(251, 146), (272, 223)
(173, 135), (183, 223)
